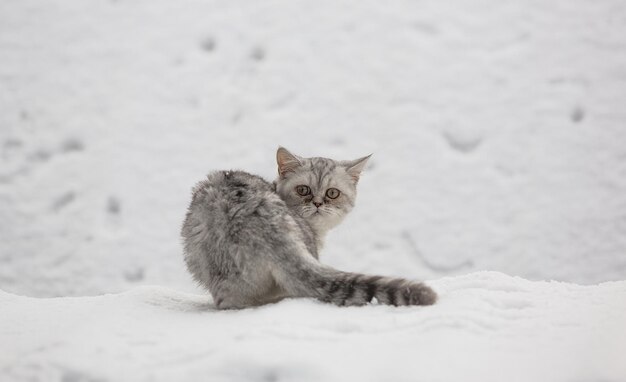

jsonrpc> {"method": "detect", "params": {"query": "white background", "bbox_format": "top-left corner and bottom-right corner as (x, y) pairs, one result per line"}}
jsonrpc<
(2, 0), (625, 297)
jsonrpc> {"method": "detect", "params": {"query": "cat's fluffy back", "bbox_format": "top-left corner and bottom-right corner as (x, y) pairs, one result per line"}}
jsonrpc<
(183, 172), (274, 283)
(184, 170), (280, 247)
(181, 170), (318, 294)
(190, 170), (274, 198)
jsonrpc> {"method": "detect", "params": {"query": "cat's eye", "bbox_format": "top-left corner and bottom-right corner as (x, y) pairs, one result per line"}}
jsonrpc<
(326, 188), (341, 199)
(295, 185), (311, 196)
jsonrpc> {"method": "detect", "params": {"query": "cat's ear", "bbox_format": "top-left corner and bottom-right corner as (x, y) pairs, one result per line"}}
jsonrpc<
(277, 147), (303, 178)
(344, 154), (372, 183)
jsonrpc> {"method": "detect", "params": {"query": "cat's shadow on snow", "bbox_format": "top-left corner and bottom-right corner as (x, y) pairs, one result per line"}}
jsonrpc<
(129, 286), (217, 312)
(132, 287), (324, 313)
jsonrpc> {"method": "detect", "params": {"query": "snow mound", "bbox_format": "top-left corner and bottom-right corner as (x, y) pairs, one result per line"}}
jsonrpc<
(2, 272), (624, 382)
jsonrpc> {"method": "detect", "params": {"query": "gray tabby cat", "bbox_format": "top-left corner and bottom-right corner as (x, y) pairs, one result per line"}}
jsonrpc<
(181, 147), (437, 309)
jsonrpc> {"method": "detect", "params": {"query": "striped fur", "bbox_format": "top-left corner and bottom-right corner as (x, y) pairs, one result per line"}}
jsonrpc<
(274, 256), (437, 307)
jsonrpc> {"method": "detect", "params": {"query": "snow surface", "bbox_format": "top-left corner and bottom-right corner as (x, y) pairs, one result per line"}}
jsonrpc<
(2, 272), (625, 382)
(1, 0), (626, 298)
(1, 1), (626, 381)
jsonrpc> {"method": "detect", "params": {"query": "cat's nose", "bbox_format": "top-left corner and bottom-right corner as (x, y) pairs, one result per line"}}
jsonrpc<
(312, 201), (323, 208)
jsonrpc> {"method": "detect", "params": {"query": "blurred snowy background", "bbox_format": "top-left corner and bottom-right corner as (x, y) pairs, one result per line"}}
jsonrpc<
(1, 0), (625, 298)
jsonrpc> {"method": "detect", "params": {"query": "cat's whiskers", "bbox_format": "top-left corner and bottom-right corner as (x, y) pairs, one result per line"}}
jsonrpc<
(321, 206), (339, 217)
(300, 205), (318, 218)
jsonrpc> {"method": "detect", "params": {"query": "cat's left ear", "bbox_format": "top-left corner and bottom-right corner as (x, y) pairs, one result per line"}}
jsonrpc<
(344, 154), (372, 183)
(277, 146), (303, 178)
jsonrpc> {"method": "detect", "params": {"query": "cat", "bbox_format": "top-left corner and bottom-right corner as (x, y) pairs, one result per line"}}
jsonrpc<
(181, 147), (437, 309)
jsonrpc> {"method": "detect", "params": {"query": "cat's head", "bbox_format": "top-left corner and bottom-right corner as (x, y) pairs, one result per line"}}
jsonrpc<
(275, 147), (371, 233)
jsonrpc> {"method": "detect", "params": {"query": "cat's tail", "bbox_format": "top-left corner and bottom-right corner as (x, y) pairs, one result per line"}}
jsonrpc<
(273, 255), (437, 307)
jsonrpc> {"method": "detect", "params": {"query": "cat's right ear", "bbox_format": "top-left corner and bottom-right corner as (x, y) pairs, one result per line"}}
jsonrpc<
(277, 147), (302, 178)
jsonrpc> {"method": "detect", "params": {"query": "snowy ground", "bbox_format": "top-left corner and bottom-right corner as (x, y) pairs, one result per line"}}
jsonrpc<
(2, 272), (625, 382)
(1, 0), (626, 381)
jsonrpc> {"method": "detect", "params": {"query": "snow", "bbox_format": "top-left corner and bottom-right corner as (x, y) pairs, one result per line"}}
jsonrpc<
(2, 272), (625, 382)
(1, 0), (626, 380)
(1, 0), (626, 298)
